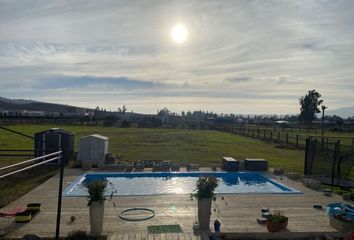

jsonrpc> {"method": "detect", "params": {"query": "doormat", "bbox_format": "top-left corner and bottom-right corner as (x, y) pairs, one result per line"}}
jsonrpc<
(147, 224), (183, 234)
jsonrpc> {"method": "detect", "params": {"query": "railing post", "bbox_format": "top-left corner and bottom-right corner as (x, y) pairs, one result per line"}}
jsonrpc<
(277, 132), (280, 143)
(55, 151), (64, 240)
(296, 135), (299, 148)
(270, 131), (273, 141)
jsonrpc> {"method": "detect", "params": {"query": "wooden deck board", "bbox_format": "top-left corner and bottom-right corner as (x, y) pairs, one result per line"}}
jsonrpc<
(123, 233), (129, 240)
(109, 235), (117, 240)
(0, 168), (345, 238)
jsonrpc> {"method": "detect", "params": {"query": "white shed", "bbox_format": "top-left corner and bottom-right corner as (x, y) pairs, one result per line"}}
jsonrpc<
(78, 134), (109, 166)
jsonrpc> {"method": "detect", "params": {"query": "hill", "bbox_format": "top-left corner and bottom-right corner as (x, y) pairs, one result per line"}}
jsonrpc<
(327, 106), (354, 119)
(0, 96), (90, 115)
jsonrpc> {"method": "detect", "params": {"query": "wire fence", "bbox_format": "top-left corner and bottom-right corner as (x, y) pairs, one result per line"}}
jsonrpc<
(215, 124), (354, 152)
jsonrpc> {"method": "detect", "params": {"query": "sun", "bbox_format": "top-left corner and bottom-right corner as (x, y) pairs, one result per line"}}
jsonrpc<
(171, 24), (188, 44)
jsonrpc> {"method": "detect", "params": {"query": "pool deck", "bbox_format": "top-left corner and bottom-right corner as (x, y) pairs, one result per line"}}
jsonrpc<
(0, 168), (350, 239)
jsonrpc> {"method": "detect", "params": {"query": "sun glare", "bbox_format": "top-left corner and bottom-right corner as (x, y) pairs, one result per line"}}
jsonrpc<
(171, 24), (188, 44)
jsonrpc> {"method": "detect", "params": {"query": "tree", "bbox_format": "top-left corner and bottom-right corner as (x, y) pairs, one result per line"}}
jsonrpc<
(336, 118), (344, 127)
(118, 105), (127, 114)
(157, 107), (171, 116)
(298, 90), (323, 125)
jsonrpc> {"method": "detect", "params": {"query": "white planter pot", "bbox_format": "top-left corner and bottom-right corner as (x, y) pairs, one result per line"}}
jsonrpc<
(89, 201), (105, 236)
(198, 198), (212, 231)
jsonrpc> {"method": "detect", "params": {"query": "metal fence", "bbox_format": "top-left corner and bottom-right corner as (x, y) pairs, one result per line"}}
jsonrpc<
(304, 138), (354, 186)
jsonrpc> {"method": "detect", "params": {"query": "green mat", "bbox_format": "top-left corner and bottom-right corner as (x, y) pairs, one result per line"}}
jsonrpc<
(147, 224), (183, 234)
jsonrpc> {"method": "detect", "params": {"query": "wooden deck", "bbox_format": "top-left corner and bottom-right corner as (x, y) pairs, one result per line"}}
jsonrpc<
(0, 168), (349, 239)
(107, 233), (202, 240)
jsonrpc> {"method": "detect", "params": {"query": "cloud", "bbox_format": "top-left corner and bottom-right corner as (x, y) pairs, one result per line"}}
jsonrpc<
(0, 0), (354, 114)
(225, 77), (253, 83)
(37, 75), (180, 90)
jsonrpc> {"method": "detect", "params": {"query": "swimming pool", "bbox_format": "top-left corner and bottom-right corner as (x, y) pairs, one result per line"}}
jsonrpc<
(63, 172), (301, 196)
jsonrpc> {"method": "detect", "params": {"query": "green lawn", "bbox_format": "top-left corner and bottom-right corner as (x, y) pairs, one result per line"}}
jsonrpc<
(0, 124), (305, 173)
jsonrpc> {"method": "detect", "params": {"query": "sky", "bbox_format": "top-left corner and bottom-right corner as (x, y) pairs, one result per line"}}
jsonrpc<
(0, 0), (354, 114)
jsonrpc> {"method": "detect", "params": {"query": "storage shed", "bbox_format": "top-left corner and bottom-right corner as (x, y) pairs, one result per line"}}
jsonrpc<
(78, 134), (109, 166)
(34, 128), (75, 164)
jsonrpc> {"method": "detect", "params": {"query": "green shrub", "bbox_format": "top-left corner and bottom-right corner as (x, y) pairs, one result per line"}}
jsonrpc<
(191, 176), (218, 200)
(85, 180), (107, 206)
(269, 210), (288, 224)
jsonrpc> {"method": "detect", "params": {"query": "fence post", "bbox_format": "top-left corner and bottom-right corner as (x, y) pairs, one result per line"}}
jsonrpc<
(326, 137), (329, 150)
(270, 131), (273, 141)
(264, 130), (266, 139)
(277, 132), (280, 143)
(352, 138), (354, 153)
(286, 133), (289, 144)
(331, 141), (339, 192)
(257, 128), (260, 138)
(296, 135), (299, 148)
(304, 138), (309, 175)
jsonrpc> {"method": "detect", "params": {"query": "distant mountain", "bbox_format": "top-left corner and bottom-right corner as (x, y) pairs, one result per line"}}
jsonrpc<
(326, 106), (354, 119)
(0, 96), (90, 115)
(0, 96), (36, 105)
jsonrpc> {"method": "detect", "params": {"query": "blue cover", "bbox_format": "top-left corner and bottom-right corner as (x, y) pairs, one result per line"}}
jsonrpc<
(326, 203), (354, 221)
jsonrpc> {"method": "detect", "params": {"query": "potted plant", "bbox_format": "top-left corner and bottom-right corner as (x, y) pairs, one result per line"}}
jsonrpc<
(86, 180), (107, 236)
(266, 210), (288, 232)
(191, 176), (218, 231)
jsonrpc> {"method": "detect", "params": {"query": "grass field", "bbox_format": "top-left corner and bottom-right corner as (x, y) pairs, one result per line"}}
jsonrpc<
(0, 124), (305, 173)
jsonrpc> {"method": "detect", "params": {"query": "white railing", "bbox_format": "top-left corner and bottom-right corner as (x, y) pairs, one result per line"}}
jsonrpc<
(0, 150), (62, 179)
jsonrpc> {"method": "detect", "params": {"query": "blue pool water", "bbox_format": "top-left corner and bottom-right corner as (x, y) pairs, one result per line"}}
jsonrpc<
(63, 172), (301, 196)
